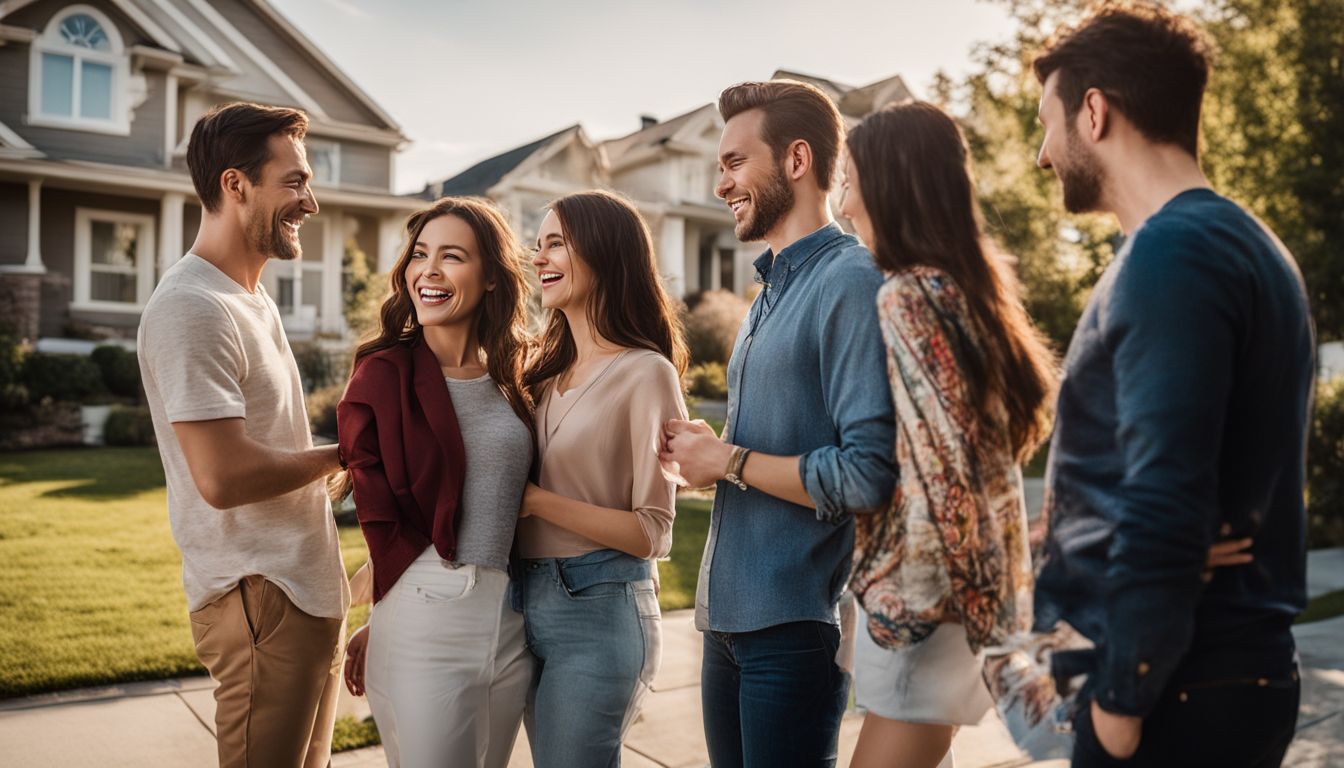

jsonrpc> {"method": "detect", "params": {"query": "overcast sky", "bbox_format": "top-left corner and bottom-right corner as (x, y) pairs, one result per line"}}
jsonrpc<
(267, 0), (1017, 194)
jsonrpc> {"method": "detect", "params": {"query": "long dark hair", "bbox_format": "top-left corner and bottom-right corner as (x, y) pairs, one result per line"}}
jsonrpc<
(330, 197), (533, 500)
(846, 101), (1057, 461)
(524, 190), (688, 398)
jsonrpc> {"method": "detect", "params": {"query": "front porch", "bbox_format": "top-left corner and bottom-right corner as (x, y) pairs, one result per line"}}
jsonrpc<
(0, 157), (417, 346)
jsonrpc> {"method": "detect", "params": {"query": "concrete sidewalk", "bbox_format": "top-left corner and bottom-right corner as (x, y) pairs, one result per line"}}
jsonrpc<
(0, 609), (1038, 768)
(3, 548), (1341, 767)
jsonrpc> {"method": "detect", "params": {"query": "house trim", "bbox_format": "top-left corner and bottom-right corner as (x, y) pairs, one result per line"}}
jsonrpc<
(142, 0), (240, 71)
(179, 0), (329, 119)
(72, 206), (157, 313)
(0, 0), (182, 53)
(244, 0), (404, 134)
(27, 5), (132, 136)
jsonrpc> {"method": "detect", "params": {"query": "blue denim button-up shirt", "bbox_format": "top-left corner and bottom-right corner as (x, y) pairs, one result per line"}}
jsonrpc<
(1035, 190), (1313, 716)
(694, 223), (897, 633)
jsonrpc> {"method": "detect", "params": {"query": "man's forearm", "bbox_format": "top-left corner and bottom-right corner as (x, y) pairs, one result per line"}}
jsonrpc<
(739, 451), (813, 509)
(211, 443), (340, 508)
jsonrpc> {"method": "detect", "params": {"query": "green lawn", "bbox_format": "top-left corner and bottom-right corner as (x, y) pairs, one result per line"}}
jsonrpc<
(0, 447), (710, 699)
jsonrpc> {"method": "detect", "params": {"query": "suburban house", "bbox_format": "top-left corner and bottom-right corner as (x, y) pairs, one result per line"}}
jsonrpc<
(419, 69), (914, 299)
(0, 0), (419, 347)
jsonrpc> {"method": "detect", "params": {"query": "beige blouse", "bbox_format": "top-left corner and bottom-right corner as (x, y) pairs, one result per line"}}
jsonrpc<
(517, 348), (688, 560)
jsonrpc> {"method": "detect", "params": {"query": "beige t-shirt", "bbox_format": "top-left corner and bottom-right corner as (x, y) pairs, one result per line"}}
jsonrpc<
(518, 348), (688, 559)
(138, 254), (348, 619)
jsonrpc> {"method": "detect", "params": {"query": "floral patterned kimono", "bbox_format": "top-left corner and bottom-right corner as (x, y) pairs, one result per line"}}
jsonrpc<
(851, 265), (1081, 758)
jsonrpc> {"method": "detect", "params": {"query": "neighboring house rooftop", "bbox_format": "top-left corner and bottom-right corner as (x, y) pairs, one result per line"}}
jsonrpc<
(421, 124), (580, 199)
(602, 104), (715, 168)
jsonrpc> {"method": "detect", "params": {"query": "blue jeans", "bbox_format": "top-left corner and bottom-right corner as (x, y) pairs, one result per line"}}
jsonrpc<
(702, 621), (850, 767)
(521, 550), (661, 768)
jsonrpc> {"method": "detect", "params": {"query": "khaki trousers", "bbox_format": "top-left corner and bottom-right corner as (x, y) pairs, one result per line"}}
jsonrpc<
(190, 575), (344, 768)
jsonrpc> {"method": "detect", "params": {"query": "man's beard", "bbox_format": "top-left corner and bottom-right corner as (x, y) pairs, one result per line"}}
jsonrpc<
(737, 162), (795, 243)
(1059, 126), (1105, 214)
(247, 208), (301, 261)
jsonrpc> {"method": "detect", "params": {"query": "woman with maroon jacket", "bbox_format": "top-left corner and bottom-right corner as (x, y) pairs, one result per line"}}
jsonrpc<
(332, 197), (534, 768)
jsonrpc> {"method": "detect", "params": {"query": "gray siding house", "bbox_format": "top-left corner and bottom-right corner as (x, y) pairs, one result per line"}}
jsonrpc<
(0, 0), (419, 345)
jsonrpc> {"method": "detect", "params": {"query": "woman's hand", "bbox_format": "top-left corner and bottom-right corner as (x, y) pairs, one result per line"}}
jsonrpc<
(519, 483), (544, 519)
(1203, 525), (1253, 582)
(344, 624), (370, 697)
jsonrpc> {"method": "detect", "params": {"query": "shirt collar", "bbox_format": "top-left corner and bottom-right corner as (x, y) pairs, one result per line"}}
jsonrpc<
(753, 222), (845, 283)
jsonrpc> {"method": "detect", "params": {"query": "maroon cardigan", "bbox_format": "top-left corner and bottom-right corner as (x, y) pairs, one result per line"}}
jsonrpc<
(337, 340), (465, 603)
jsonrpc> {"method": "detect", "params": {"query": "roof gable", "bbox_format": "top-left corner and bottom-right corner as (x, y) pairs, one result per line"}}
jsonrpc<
(425, 125), (580, 199)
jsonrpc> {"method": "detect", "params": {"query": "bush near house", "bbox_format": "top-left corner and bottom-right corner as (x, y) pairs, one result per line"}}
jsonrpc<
(90, 345), (142, 401)
(20, 353), (105, 403)
(292, 341), (345, 393)
(683, 290), (749, 366)
(686, 362), (728, 400)
(307, 382), (344, 440)
(1309, 377), (1344, 548)
(102, 406), (156, 447)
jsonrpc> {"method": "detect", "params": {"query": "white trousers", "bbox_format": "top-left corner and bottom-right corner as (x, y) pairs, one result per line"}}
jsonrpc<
(365, 551), (533, 768)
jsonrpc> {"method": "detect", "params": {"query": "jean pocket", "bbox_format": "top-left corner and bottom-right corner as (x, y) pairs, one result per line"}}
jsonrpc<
(405, 566), (476, 604)
(563, 580), (628, 601)
(632, 579), (660, 619)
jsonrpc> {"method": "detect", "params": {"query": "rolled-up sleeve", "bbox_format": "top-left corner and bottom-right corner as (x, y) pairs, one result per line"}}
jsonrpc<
(799, 255), (897, 523)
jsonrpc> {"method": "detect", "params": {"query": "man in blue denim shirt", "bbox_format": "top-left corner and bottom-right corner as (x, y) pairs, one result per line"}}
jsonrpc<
(663, 80), (895, 767)
(1031, 7), (1313, 767)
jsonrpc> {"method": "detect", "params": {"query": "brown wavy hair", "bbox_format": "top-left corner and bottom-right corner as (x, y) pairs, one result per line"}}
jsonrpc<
(846, 101), (1057, 461)
(524, 190), (688, 398)
(330, 197), (533, 500)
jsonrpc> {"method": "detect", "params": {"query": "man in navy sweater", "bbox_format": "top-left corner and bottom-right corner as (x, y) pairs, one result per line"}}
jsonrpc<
(1031, 5), (1315, 767)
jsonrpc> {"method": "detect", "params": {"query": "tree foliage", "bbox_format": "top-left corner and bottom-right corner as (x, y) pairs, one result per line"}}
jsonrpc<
(943, 0), (1343, 348)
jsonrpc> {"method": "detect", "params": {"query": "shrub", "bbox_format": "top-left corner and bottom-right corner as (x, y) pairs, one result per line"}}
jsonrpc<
(1308, 377), (1344, 548)
(0, 323), (28, 409)
(90, 345), (142, 400)
(103, 406), (156, 446)
(21, 353), (106, 403)
(684, 290), (749, 366)
(307, 382), (344, 440)
(686, 362), (728, 400)
(292, 342), (342, 393)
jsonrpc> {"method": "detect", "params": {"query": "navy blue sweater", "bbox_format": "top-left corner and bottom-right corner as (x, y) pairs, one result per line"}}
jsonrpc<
(1034, 189), (1315, 716)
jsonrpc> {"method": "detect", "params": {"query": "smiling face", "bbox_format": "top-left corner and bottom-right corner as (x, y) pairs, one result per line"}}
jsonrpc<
(531, 209), (594, 312)
(1037, 72), (1105, 214)
(404, 213), (492, 328)
(243, 133), (318, 261)
(838, 154), (874, 250)
(715, 108), (795, 243)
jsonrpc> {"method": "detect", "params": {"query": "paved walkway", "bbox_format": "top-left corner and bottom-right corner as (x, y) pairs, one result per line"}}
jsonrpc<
(2, 549), (1341, 767)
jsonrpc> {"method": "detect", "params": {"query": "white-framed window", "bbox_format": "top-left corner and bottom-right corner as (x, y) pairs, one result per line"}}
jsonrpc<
(29, 6), (129, 135)
(73, 208), (156, 312)
(307, 139), (341, 185)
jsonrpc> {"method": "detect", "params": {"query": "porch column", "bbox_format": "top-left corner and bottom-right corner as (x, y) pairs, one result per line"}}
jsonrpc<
(658, 214), (686, 299)
(158, 192), (184, 279)
(24, 179), (44, 272)
(320, 210), (345, 335)
(376, 214), (403, 274)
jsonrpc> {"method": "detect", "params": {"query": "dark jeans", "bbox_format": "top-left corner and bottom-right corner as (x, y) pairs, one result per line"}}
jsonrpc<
(701, 621), (850, 768)
(1072, 640), (1300, 767)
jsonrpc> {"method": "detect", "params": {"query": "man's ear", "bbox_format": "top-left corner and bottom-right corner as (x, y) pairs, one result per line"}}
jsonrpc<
(220, 168), (248, 205)
(786, 140), (813, 183)
(1081, 87), (1110, 144)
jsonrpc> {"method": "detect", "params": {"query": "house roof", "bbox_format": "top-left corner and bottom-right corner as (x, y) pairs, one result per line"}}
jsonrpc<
(0, 0), (404, 137)
(422, 125), (581, 199)
(770, 69), (854, 101)
(601, 104), (715, 166)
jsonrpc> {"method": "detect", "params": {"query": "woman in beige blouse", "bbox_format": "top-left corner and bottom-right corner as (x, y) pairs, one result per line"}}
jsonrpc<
(517, 190), (689, 767)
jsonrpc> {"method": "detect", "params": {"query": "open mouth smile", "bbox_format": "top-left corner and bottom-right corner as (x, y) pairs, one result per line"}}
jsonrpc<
(539, 271), (564, 289)
(417, 286), (454, 306)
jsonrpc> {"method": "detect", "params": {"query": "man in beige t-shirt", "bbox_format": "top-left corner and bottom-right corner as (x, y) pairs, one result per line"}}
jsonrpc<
(138, 102), (348, 768)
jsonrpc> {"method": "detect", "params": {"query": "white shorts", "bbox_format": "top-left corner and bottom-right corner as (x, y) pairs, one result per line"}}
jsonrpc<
(853, 606), (994, 726)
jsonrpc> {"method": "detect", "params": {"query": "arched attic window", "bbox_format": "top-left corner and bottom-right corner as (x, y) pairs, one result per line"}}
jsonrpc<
(29, 6), (130, 134)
